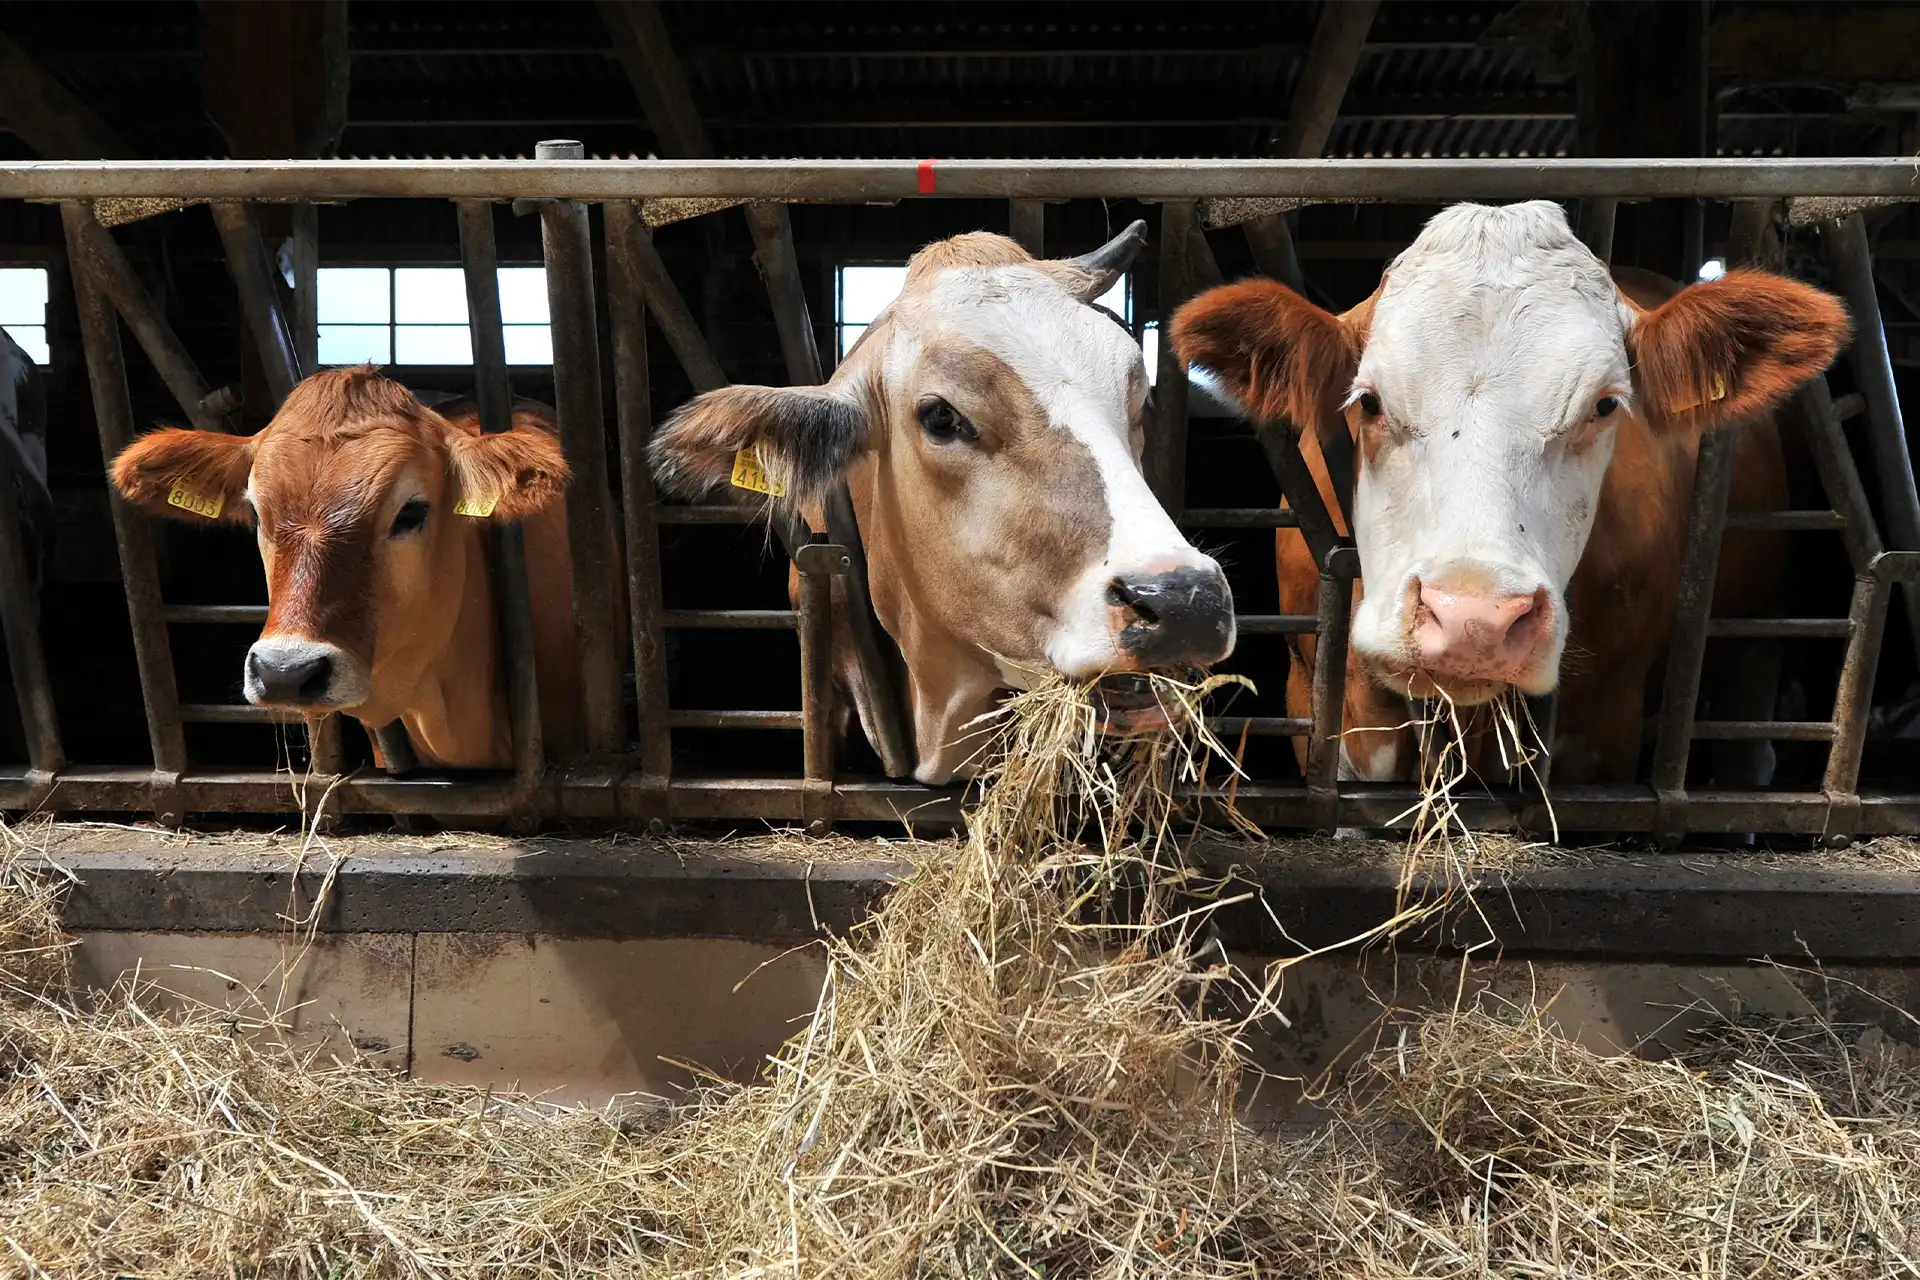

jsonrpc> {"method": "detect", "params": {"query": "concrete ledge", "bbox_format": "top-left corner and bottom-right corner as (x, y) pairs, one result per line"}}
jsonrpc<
(28, 827), (1920, 962)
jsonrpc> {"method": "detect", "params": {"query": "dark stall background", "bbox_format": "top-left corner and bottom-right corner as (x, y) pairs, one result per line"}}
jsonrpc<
(0, 0), (1915, 801)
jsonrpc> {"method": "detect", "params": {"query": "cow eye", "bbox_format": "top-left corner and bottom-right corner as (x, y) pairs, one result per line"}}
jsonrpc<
(389, 499), (429, 538)
(917, 397), (978, 444)
(1595, 395), (1621, 418)
(1357, 392), (1383, 417)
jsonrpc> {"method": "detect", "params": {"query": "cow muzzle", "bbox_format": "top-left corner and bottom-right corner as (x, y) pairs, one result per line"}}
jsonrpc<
(1108, 564), (1236, 668)
(245, 635), (366, 710)
(1402, 576), (1556, 700)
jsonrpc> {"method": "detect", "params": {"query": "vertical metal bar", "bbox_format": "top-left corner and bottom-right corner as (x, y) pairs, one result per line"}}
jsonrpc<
(1679, 0), (1709, 277)
(608, 212), (728, 392)
(741, 193), (914, 779)
(307, 712), (342, 774)
(604, 207), (809, 559)
(0, 432), (60, 774)
(1822, 213), (1920, 661)
(458, 198), (545, 795)
(291, 200), (318, 374)
(1797, 374), (1884, 572)
(533, 139), (626, 757)
(1649, 425), (1739, 843)
(374, 721), (418, 775)
(1581, 199), (1618, 262)
(1306, 571), (1352, 832)
(1151, 200), (1194, 518)
(741, 201), (823, 385)
(61, 202), (186, 807)
(65, 208), (229, 432)
(824, 483), (913, 778)
(1244, 214), (1306, 295)
(1253, 419), (1343, 572)
(1009, 198), (1045, 257)
(1823, 570), (1891, 801)
(210, 201), (302, 404)
(603, 199), (673, 785)
(795, 542), (844, 785)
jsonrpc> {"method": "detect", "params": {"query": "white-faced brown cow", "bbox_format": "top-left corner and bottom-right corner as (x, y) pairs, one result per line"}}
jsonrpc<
(651, 225), (1236, 783)
(1173, 200), (1849, 785)
(109, 367), (581, 767)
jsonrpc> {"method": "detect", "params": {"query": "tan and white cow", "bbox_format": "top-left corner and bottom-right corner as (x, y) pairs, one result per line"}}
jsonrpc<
(1173, 200), (1849, 784)
(651, 224), (1236, 783)
(110, 367), (583, 768)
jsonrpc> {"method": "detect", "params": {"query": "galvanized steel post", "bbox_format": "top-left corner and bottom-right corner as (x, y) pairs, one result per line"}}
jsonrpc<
(61, 201), (187, 818)
(603, 200), (674, 792)
(533, 139), (628, 757)
(458, 198), (546, 802)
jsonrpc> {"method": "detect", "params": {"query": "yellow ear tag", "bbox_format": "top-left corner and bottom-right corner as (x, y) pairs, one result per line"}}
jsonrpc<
(730, 449), (787, 497)
(1672, 372), (1730, 414)
(453, 491), (499, 518)
(165, 483), (224, 520)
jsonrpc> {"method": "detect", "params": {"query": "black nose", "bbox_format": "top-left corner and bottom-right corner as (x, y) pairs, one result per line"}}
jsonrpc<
(1108, 566), (1235, 666)
(246, 649), (334, 704)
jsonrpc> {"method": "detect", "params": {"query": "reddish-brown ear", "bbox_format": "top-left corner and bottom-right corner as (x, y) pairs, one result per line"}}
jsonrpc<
(1169, 278), (1359, 426)
(447, 426), (572, 521)
(1629, 269), (1851, 432)
(109, 428), (255, 524)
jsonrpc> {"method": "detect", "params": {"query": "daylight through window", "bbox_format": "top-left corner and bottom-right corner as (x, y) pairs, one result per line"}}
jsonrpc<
(318, 266), (551, 367)
(0, 268), (50, 366)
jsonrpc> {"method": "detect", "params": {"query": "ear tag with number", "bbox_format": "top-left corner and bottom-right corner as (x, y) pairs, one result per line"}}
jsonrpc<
(454, 491), (499, 518)
(730, 449), (787, 497)
(166, 483), (224, 520)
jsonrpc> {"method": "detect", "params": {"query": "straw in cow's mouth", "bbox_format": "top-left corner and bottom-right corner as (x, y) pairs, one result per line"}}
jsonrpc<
(1090, 668), (1209, 735)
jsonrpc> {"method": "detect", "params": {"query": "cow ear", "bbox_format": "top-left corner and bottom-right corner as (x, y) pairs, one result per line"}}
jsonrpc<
(1629, 269), (1851, 432)
(649, 385), (868, 503)
(447, 426), (572, 521)
(109, 428), (255, 524)
(1170, 278), (1359, 426)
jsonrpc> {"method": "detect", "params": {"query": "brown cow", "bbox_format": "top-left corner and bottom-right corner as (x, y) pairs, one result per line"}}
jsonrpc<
(651, 224), (1237, 783)
(1173, 201), (1849, 785)
(109, 367), (582, 768)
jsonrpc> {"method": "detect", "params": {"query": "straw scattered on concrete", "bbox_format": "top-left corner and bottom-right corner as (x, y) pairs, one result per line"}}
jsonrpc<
(3, 671), (1920, 1277)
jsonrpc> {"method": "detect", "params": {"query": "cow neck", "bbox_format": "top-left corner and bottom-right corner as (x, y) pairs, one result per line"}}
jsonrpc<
(840, 458), (1002, 783)
(365, 524), (508, 769)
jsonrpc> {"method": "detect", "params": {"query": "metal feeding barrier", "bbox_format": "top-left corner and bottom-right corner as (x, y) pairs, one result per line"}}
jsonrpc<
(0, 156), (1917, 843)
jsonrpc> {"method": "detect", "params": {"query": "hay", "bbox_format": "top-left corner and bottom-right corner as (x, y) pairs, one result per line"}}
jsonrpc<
(4, 671), (1920, 1276)
(1284, 997), (1920, 1278)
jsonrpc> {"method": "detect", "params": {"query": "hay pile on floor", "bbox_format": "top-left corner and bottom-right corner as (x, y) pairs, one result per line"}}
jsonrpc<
(5, 674), (1920, 1277)
(1286, 999), (1920, 1278)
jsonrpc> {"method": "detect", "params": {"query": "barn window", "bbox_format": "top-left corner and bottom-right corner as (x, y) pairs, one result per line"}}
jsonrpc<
(0, 268), (50, 365)
(317, 266), (551, 367)
(834, 263), (1133, 363)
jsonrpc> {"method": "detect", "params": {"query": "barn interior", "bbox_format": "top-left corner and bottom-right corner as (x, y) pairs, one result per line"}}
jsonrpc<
(0, 0), (1916, 1156)
(0, 0), (1915, 810)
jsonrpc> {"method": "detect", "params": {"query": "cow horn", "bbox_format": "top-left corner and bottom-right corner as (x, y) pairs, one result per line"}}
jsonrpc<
(1062, 218), (1149, 299)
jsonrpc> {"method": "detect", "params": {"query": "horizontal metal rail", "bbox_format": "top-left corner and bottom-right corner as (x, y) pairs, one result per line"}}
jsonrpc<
(164, 604), (268, 625)
(668, 710), (805, 730)
(2, 158), (1919, 202)
(664, 609), (797, 630)
(5, 766), (1919, 837)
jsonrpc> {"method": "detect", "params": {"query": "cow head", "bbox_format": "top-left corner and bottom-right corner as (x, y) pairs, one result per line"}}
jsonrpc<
(1174, 200), (1847, 705)
(110, 367), (569, 733)
(650, 224), (1236, 781)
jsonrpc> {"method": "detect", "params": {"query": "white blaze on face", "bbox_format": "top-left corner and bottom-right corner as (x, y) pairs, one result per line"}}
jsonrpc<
(918, 264), (1232, 676)
(1348, 201), (1630, 692)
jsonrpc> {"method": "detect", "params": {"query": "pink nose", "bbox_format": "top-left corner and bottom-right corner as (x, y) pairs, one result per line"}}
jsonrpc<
(1411, 581), (1550, 684)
